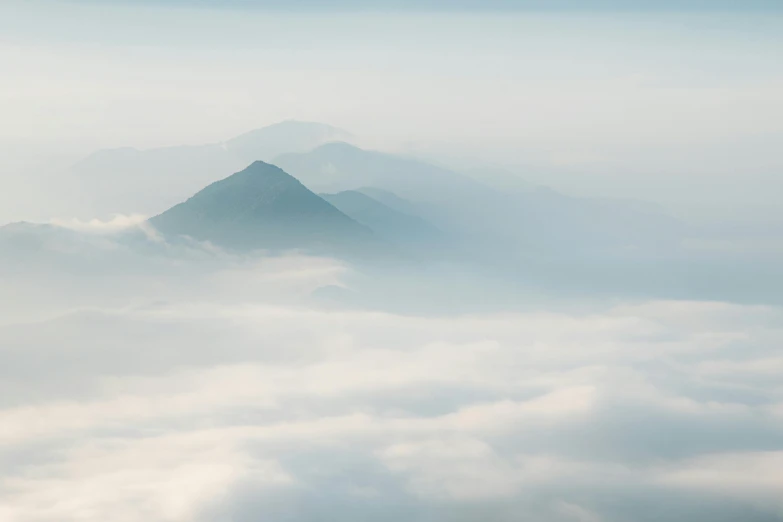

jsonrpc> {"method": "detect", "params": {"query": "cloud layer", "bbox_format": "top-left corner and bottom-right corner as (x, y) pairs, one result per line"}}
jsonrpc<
(1, 254), (782, 521)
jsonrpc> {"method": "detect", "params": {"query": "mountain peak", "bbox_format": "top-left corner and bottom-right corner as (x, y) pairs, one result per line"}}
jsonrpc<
(306, 141), (370, 158)
(148, 162), (371, 252)
(184, 161), (301, 200)
(225, 122), (352, 163)
(229, 160), (300, 182)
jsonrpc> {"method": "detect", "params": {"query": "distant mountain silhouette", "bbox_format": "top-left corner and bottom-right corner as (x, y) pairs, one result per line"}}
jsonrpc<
(0, 222), (78, 252)
(225, 121), (352, 165)
(273, 141), (488, 202)
(0, 221), (160, 273)
(66, 121), (352, 219)
(274, 142), (686, 255)
(354, 187), (426, 217)
(149, 161), (372, 253)
(320, 190), (442, 246)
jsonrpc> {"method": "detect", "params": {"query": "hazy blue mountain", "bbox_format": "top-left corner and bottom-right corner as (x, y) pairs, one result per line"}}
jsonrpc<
(273, 141), (490, 202)
(461, 166), (536, 194)
(0, 222), (82, 253)
(354, 187), (426, 217)
(0, 221), (167, 275)
(149, 161), (373, 253)
(225, 121), (352, 165)
(66, 121), (351, 219)
(320, 190), (442, 246)
(273, 142), (515, 249)
(274, 142), (686, 255)
(67, 144), (241, 219)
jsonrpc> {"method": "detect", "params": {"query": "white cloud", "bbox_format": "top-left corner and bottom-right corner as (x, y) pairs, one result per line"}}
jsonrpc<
(659, 452), (783, 511)
(50, 214), (150, 234)
(1, 255), (782, 521)
(0, 433), (293, 522)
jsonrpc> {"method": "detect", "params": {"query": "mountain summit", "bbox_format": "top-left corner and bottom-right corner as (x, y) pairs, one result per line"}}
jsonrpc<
(149, 161), (371, 252)
(225, 121), (352, 164)
(66, 121), (352, 219)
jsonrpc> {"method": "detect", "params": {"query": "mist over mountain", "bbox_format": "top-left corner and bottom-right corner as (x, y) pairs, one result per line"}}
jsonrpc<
(149, 161), (372, 253)
(274, 141), (686, 256)
(274, 141), (489, 201)
(65, 121), (351, 219)
(226, 121), (352, 165)
(4, 2), (783, 519)
(3, 121), (783, 522)
(4, 124), (778, 306)
(320, 190), (443, 248)
(354, 187), (426, 217)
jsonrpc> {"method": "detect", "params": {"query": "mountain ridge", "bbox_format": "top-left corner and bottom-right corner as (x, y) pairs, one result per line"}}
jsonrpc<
(320, 190), (443, 247)
(66, 121), (353, 219)
(149, 161), (373, 253)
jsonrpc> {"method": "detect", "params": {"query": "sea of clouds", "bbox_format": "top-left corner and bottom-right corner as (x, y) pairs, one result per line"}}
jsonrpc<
(1, 223), (782, 522)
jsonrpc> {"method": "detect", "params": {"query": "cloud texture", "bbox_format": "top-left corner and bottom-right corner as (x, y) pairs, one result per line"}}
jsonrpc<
(1, 252), (782, 521)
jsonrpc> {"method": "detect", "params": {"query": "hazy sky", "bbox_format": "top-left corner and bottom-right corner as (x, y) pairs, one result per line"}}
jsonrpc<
(2, 5), (783, 519)
(44, 0), (783, 11)
(1, 0), (782, 219)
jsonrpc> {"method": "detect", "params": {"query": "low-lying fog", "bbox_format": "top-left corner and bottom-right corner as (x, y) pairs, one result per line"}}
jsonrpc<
(1, 217), (782, 522)
(2, 3), (782, 519)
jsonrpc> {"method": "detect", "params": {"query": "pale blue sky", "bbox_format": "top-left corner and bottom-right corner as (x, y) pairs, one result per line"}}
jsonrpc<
(59, 0), (783, 11)
(1, 0), (782, 220)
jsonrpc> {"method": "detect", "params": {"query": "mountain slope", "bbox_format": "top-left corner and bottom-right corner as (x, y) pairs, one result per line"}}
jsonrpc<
(225, 121), (351, 164)
(354, 187), (425, 217)
(320, 190), (442, 246)
(149, 161), (372, 252)
(274, 143), (686, 255)
(273, 142), (489, 202)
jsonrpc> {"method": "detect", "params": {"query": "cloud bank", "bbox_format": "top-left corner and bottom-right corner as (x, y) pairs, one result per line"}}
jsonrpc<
(1, 254), (782, 522)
